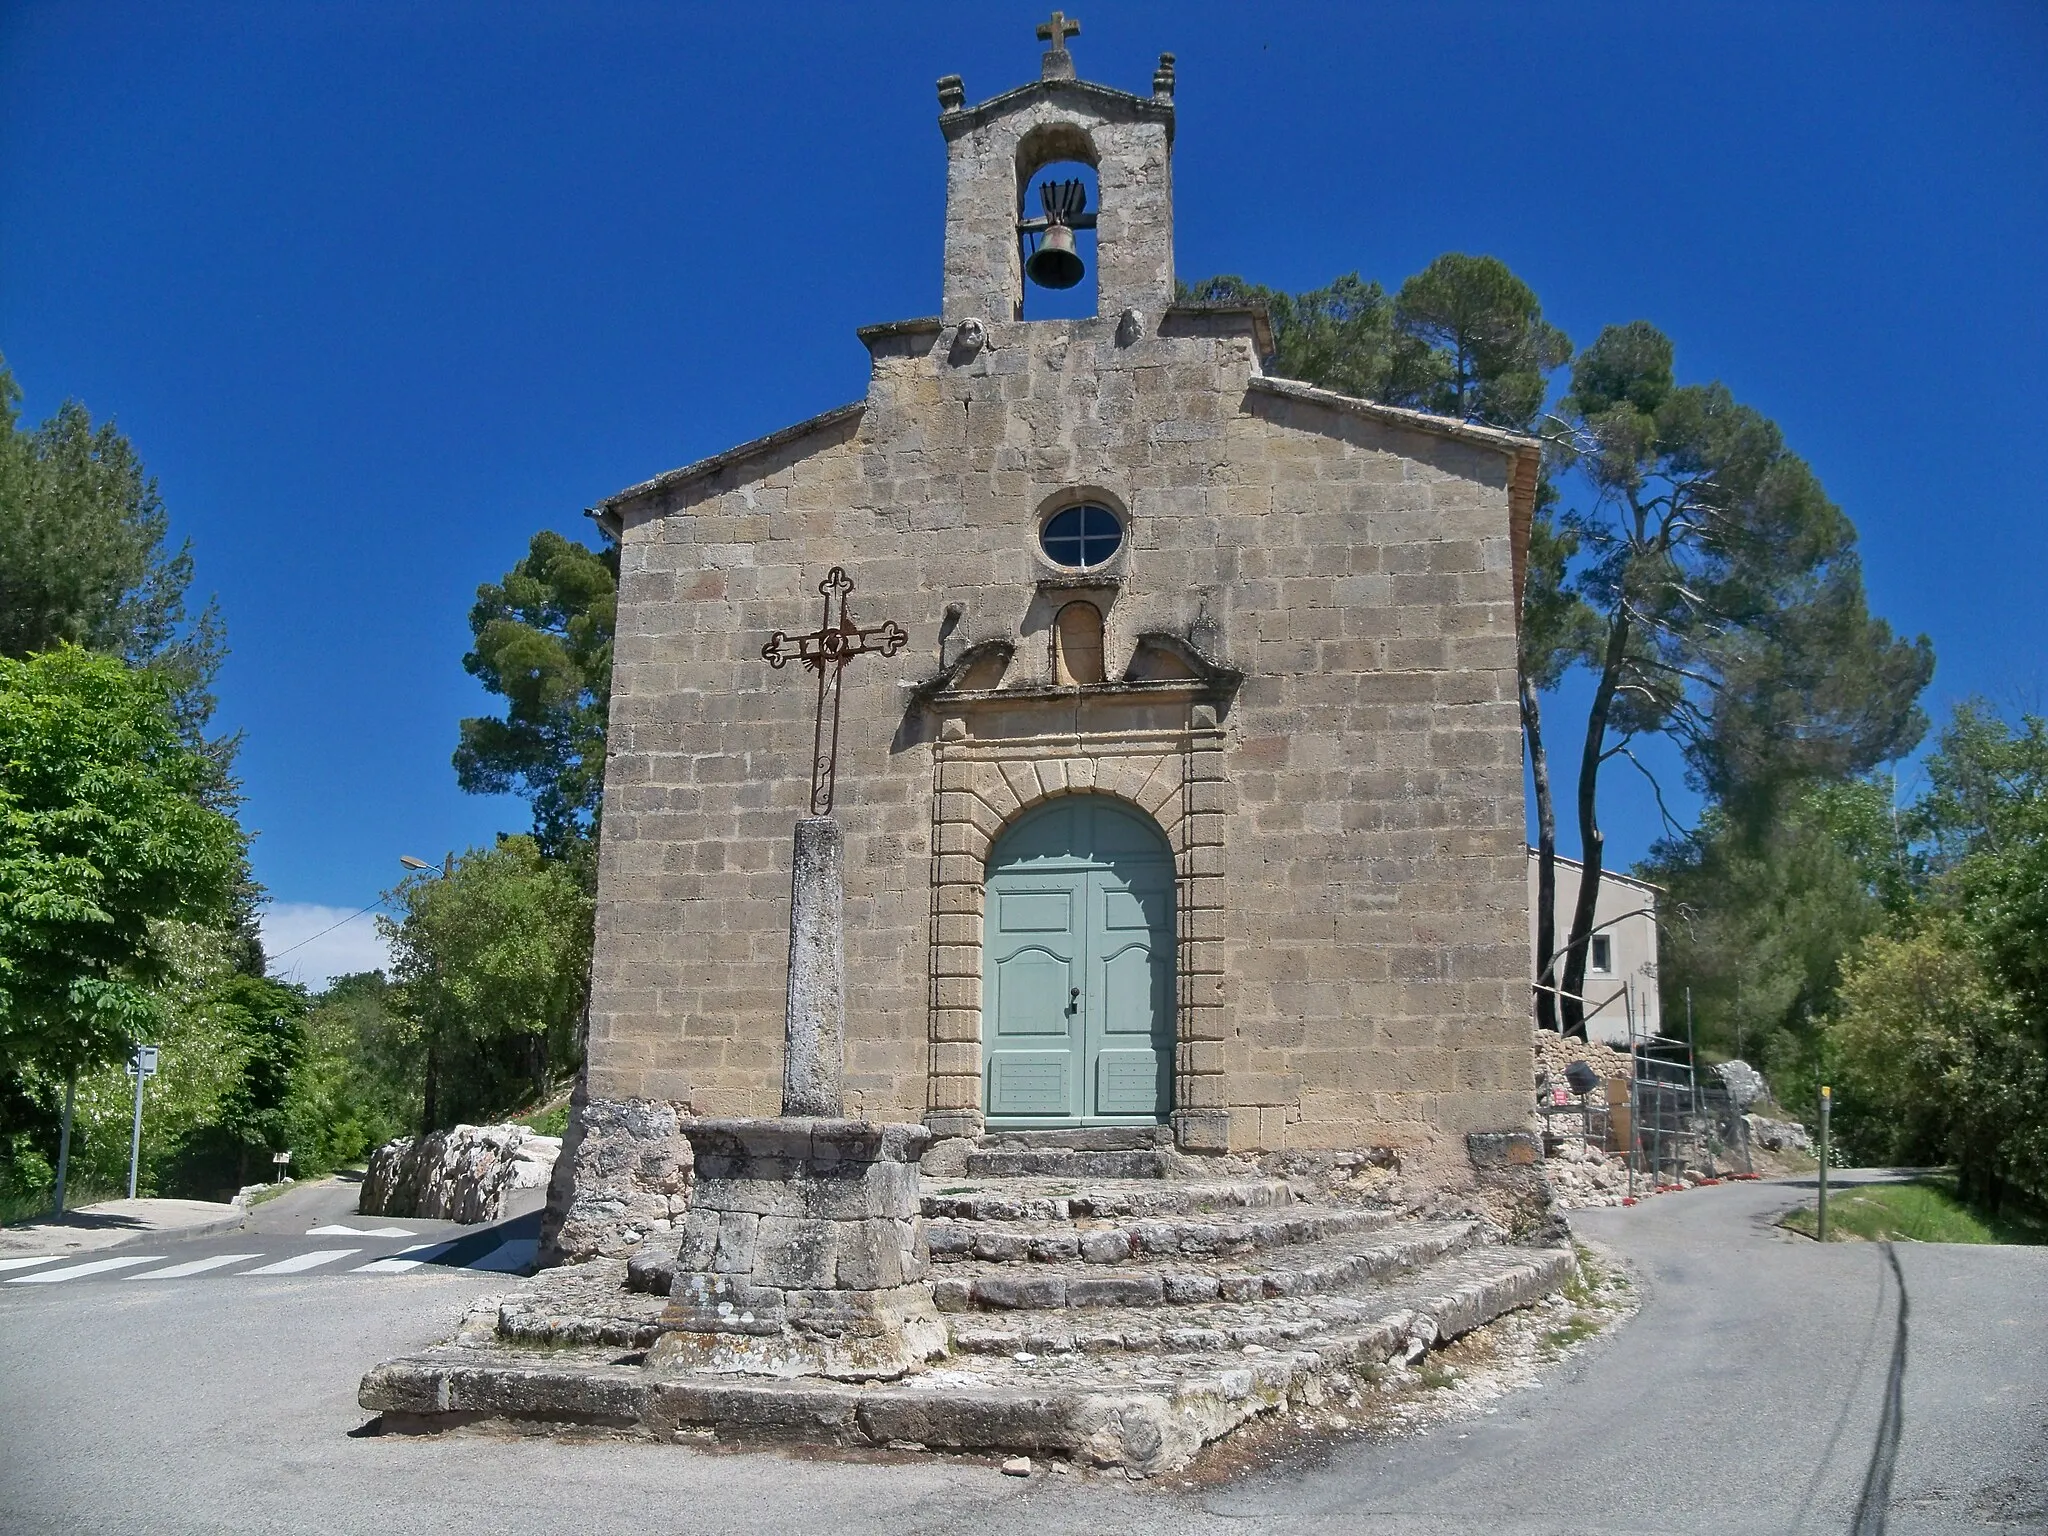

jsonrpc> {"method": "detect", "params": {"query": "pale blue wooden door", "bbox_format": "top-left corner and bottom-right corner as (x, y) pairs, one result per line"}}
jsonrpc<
(983, 797), (1174, 1126)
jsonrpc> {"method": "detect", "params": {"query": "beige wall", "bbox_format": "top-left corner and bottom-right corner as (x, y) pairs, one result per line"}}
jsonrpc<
(1528, 852), (1661, 1047)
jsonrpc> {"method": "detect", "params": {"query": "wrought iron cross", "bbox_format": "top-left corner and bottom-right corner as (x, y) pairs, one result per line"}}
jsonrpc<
(762, 567), (907, 817)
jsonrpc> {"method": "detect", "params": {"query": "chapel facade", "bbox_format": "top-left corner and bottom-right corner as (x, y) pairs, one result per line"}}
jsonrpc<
(585, 27), (1542, 1165)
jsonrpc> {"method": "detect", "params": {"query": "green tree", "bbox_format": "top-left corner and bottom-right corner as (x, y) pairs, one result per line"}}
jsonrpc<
(205, 974), (310, 1186)
(377, 837), (592, 1134)
(1178, 273), (1398, 402)
(1650, 779), (1907, 1074)
(1551, 322), (1932, 1036)
(0, 648), (244, 1080)
(1391, 253), (1573, 427)
(454, 530), (617, 871)
(0, 359), (226, 743)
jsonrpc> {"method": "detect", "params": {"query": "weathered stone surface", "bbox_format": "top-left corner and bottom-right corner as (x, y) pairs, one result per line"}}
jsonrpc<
(538, 1095), (693, 1264)
(1714, 1060), (1769, 1109)
(1746, 1114), (1812, 1153)
(357, 1238), (1575, 1474)
(359, 1124), (559, 1225)
(781, 816), (846, 1118)
(645, 1116), (941, 1381)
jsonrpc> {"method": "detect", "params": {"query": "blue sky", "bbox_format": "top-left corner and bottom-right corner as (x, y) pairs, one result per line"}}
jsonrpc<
(3, 2), (2043, 982)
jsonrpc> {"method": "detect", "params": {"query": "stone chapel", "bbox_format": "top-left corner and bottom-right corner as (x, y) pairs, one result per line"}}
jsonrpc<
(583, 25), (1542, 1171)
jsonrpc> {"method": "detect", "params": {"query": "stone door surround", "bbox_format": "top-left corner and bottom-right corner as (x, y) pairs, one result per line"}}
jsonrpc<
(924, 699), (1228, 1152)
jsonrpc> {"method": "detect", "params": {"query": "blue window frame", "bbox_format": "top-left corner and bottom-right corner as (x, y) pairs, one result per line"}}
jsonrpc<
(1040, 504), (1123, 569)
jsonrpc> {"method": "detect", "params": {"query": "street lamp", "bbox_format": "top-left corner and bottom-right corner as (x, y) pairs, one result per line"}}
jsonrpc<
(398, 855), (431, 871)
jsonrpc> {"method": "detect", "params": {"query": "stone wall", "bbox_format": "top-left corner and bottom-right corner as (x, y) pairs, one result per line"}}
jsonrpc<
(588, 302), (1532, 1161)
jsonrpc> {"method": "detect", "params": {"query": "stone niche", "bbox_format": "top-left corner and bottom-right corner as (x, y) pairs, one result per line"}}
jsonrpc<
(646, 1118), (944, 1382)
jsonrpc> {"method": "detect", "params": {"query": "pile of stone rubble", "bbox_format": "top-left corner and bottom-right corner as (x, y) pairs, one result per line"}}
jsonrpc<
(359, 1123), (1573, 1474)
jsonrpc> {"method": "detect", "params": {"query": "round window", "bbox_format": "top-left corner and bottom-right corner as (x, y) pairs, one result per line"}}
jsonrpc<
(1040, 503), (1123, 569)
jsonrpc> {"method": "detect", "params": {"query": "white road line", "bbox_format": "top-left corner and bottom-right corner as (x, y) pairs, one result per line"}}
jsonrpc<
(241, 1248), (360, 1275)
(0, 1256), (64, 1274)
(8, 1256), (162, 1284)
(307, 1224), (415, 1238)
(131, 1254), (262, 1279)
(466, 1239), (538, 1273)
(352, 1241), (458, 1274)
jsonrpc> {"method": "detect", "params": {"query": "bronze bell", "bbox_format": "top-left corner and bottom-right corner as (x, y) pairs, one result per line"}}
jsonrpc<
(1026, 223), (1085, 289)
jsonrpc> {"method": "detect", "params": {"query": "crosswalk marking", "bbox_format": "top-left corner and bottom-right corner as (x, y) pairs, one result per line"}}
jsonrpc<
(132, 1254), (262, 1279)
(467, 1238), (538, 1273)
(241, 1248), (359, 1275)
(307, 1224), (415, 1238)
(352, 1240), (459, 1274)
(8, 1255), (162, 1284)
(0, 1256), (64, 1274)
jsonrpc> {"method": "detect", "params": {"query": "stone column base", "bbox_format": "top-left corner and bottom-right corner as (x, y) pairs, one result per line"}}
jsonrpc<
(1173, 1108), (1231, 1154)
(649, 1117), (940, 1383)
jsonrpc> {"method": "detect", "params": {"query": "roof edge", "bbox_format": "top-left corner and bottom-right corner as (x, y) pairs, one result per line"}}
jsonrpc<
(1246, 375), (1543, 460)
(940, 76), (1174, 142)
(591, 401), (866, 533)
(1527, 847), (1667, 896)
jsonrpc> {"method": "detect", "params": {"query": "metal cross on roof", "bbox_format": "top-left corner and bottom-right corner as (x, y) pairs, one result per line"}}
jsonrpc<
(762, 567), (907, 818)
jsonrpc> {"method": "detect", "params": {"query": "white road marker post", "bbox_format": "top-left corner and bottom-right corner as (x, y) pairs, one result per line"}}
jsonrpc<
(124, 1046), (159, 1199)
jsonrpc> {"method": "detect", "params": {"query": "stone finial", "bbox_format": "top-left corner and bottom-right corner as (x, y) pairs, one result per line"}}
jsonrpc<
(1153, 51), (1176, 99)
(1036, 10), (1079, 80)
(936, 74), (965, 111)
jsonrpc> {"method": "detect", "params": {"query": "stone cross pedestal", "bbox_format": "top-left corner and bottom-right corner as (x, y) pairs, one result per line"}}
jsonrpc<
(781, 816), (845, 1118)
(647, 1119), (941, 1381)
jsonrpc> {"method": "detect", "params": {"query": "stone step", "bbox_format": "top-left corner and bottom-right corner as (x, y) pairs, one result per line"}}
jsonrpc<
(361, 1242), (1578, 1475)
(932, 1218), (1479, 1314)
(962, 1146), (1178, 1179)
(920, 1176), (1294, 1222)
(945, 1243), (1553, 1356)
(975, 1127), (1176, 1152)
(926, 1202), (1394, 1267)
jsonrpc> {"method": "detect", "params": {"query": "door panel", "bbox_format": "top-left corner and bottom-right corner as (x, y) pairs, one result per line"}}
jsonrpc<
(989, 1054), (1071, 1116)
(983, 796), (1175, 1128)
(1094, 1049), (1166, 1115)
(994, 948), (1075, 1036)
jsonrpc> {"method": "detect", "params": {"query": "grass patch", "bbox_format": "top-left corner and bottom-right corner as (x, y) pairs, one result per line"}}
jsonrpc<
(1780, 1175), (2047, 1245)
(1417, 1362), (1458, 1390)
(0, 1180), (125, 1228)
(1541, 1315), (1603, 1350)
(519, 1104), (571, 1138)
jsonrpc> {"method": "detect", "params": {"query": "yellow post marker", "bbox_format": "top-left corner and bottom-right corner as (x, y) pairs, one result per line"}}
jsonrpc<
(1818, 1085), (1832, 1242)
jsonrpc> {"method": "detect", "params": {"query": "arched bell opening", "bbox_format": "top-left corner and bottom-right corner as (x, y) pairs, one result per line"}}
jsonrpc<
(980, 794), (1175, 1128)
(1015, 124), (1099, 320)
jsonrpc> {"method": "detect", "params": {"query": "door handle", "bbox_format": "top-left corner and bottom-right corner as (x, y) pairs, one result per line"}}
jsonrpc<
(1067, 986), (1080, 1014)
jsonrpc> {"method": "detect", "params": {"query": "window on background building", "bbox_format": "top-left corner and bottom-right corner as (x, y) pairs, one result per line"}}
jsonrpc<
(1589, 935), (1613, 975)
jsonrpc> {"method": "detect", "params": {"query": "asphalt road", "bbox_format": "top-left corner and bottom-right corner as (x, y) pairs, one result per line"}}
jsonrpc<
(0, 1173), (2040, 1535)
(0, 1176), (545, 1287)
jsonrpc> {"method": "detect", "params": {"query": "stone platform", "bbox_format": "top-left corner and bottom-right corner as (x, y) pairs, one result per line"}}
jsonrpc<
(360, 1128), (1574, 1474)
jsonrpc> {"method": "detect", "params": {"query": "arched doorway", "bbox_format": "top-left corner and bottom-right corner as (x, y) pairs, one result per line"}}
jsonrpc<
(982, 795), (1174, 1127)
